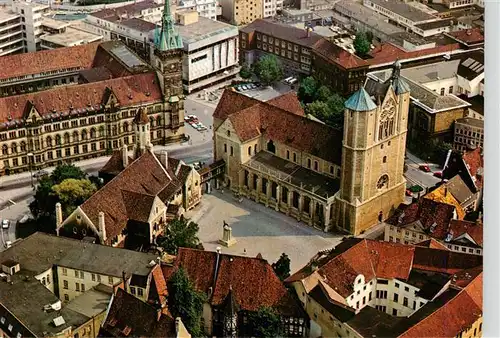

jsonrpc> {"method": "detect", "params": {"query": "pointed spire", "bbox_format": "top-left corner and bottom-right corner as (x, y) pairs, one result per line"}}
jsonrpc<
(156, 0), (183, 51)
(388, 60), (410, 95)
(345, 87), (377, 112)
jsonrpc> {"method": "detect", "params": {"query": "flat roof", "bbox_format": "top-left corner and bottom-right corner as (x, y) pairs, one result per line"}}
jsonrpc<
(415, 19), (452, 30)
(282, 8), (313, 16)
(455, 117), (483, 128)
(40, 27), (102, 46)
(0, 9), (20, 23)
(65, 285), (113, 318)
(91, 0), (162, 20)
(366, 0), (437, 23)
(334, 1), (404, 36)
(175, 16), (237, 45)
(401, 59), (460, 83)
(121, 17), (157, 32)
(244, 151), (340, 199)
(41, 17), (70, 30)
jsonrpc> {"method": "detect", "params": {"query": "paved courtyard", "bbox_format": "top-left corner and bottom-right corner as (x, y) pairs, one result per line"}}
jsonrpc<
(186, 190), (344, 273)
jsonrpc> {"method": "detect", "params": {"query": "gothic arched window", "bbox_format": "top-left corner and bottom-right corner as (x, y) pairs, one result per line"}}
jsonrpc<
(267, 140), (276, 154)
(378, 100), (396, 141)
(377, 174), (389, 190)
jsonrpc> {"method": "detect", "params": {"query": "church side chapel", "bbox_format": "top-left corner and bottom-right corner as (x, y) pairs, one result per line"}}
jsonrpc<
(54, 5), (202, 250)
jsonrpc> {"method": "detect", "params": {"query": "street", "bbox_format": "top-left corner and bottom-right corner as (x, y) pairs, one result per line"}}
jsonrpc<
(404, 151), (441, 189)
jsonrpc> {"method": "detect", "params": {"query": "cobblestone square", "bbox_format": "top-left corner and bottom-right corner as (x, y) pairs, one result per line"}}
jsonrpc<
(187, 190), (344, 273)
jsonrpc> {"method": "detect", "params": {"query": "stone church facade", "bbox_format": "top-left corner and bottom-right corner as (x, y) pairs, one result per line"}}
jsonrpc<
(213, 62), (409, 235)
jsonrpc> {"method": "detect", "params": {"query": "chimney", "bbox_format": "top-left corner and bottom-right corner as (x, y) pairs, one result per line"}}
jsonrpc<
(444, 187), (448, 197)
(55, 202), (63, 233)
(98, 212), (107, 242)
(122, 271), (127, 290)
(122, 144), (128, 168)
(162, 150), (168, 170)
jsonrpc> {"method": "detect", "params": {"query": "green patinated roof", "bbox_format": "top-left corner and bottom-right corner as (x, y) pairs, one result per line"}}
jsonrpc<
(156, 0), (183, 51)
(345, 87), (377, 112)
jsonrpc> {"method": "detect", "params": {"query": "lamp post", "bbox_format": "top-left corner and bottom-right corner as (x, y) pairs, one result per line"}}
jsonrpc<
(27, 152), (34, 188)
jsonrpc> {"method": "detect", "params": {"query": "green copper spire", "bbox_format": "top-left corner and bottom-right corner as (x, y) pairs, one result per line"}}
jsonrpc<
(157, 0), (183, 51)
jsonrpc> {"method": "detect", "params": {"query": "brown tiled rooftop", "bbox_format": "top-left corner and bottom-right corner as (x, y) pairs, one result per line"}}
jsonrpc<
(266, 91), (305, 116)
(0, 72), (162, 125)
(0, 42), (100, 81)
(446, 28), (484, 45)
(312, 38), (367, 69)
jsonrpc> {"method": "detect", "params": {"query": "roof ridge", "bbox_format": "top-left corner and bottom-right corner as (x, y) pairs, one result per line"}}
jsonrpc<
(398, 273), (482, 337)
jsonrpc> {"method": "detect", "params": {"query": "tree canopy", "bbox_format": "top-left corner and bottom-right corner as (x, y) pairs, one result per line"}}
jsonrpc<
(252, 55), (283, 86)
(315, 85), (332, 102)
(272, 253), (291, 281)
(297, 76), (318, 104)
(51, 163), (87, 184)
(52, 179), (97, 215)
(247, 307), (282, 337)
(167, 267), (207, 337)
(240, 63), (253, 79)
(305, 93), (345, 129)
(158, 217), (201, 255)
(354, 31), (371, 57)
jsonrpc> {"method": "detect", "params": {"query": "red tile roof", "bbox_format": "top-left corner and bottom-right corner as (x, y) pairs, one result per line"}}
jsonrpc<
(0, 72), (162, 125)
(448, 219), (483, 246)
(367, 42), (461, 67)
(366, 241), (414, 280)
(451, 265), (483, 289)
(78, 150), (183, 244)
(0, 42), (101, 81)
(462, 147), (483, 189)
(446, 28), (484, 45)
(150, 264), (168, 307)
(312, 38), (368, 69)
(215, 90), (343, 165)
(414, 239), (449, 251)
(163, 248), (304, 315)
(398, 273), (482, 338)
(412, 246), (483, 275)
(266, 91), (305, 116)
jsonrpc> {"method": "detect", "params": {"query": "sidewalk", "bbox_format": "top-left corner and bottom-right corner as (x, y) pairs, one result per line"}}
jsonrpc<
(406, 151), (441, 170)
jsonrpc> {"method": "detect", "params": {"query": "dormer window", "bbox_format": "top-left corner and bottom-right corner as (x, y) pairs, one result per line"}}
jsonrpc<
(227, 130), (231, 137)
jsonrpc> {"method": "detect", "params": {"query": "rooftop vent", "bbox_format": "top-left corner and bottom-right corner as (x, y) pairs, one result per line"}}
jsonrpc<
(1, 260), (20, 275)
(429, 222), (437, 233)
(53, 316), (66, 327)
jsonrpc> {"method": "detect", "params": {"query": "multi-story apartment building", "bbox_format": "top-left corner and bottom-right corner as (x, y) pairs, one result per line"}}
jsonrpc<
(287, 238), (483, 338)
(10, 0), (50, 52)
(263, 0), (283, 18)
(219, 0), (263, 26)
(453, 117), (483, 151)
(0, 8), (23, 56)
(39, 18), (102, 49)
(0, 2), (187, 175)
(174, 0), (220, 20)
(0, 232), (159, 338)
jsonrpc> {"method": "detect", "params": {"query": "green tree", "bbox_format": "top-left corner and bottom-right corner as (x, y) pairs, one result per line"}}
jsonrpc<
(297, 76), (317, 104)
(50, 163), (86, 184)
(158, 217), (201, 255)
(272, 253), (291, 281)
(240, 63), (253, 79)
(315, 85), (332, 102)
(247, 307), (281, 337)
(253, 55), (283, 86)
(325, 93), (346, 129)
(52, 179), (97, 215)
(305, 101), (330, 122)
(354, 31), (371, 57)
(168, 268), (207, 337)
(365, 30), (374, 44)
(29, 176), (58, 219)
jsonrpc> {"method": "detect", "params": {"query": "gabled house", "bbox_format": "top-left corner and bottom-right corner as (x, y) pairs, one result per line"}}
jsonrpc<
(161, 248), (309, 337)
(286, 238), (482, 338)
(57, 112), (201, 250)
(99, 288), (191, 338)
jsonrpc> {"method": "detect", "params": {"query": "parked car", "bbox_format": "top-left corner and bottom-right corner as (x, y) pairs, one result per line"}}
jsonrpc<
(33, 170), (48, 178)
(405, 189), (413, 197)
(2, 219), (9, 229)
(433, 171), (443, 178)
(419, 165), (431, 172)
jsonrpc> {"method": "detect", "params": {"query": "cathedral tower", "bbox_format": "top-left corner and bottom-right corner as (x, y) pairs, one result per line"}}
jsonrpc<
(151, 0), (185, 144)
(334, 61), (410, 235)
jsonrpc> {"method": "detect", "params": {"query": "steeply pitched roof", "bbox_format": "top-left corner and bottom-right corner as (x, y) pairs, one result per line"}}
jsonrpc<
(423, 185), (466, 220)
(0, 42), (101, 81)
(344, 87), (377, 112)
(412, 246), (482, 274)
(133, 108), (150, 125)
(397, 273), (482, 338)
(121, 190), (156, 223)
(312, 38), (368, 69)
(266, 91), (305, 116)
(448, 219), (483, 246)
(163, 248), (305, 316)
(101, 288), (176, 338)
(0, 72), (162, 125)
(414, 238), (449, 251)
(79, 150), (182, 244)
(444, 147), (483, 191)
(215, 90), (343, 165)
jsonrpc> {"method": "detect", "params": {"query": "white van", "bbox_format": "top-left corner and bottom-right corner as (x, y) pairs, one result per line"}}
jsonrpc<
(289, 78), (298, 85)
(283, 76), (293, 83)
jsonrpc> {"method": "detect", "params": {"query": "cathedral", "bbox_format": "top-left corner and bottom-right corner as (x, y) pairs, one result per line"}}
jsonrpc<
(213, 61), (409, 235)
